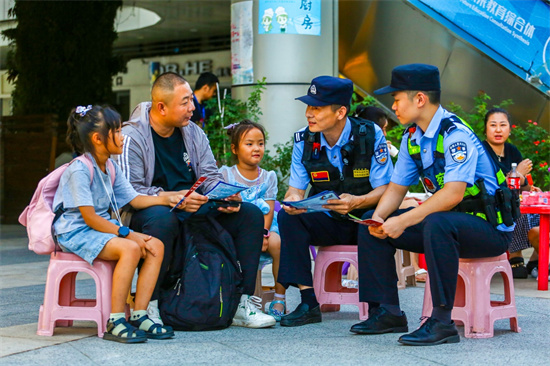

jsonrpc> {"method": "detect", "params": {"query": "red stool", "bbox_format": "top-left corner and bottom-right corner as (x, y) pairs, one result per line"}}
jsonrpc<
(313, 246), (368, 320)
(37, 252), (117, 337)
(421, 254), (520, 338)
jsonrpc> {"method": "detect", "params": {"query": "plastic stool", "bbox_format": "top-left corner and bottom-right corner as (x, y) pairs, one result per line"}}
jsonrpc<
(395, 250), (416, 289)
(37, 252), (116, 337)
(313, 246), (368, 320)
(254, 253), (275, 310)
(421, 254), (521, 338)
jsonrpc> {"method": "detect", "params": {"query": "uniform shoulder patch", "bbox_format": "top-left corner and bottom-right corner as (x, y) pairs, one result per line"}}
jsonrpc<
(374, 143), (389, 165)
(449, 141), (468, 163)
(294, 131), (305, 143)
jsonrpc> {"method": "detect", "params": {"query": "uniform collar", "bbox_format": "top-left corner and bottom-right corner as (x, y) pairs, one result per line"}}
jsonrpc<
(320, 117), (351, 148)
(422, 105), (445, 139)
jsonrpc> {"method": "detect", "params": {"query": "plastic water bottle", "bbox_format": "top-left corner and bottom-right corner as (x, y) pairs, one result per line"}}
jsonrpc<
(507, 163), (521, 192)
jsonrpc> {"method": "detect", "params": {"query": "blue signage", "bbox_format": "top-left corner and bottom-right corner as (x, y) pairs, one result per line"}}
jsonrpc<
(258, 0), (321, 36)
(414, 0), (550, 91)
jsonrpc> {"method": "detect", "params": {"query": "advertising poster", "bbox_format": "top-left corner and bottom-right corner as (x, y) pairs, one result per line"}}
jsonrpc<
(258, 0), (321, 36)
(416, 0), (550, 89)
(231, 1), (254, 85)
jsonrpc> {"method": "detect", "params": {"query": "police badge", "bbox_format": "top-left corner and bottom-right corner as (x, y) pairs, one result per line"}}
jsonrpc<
(374, 143), (388, 165)
(449, 141), (467, 163)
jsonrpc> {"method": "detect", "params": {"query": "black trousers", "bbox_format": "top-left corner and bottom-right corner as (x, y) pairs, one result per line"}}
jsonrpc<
(277, 210), (358, 288)
(130, 202), (264, 299)
(358, 209), (512, 309)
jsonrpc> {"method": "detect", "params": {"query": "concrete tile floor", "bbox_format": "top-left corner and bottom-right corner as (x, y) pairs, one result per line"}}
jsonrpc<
(1, 224), (549, 365)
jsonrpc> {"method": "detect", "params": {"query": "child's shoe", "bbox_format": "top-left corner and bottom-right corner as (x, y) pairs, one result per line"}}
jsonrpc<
(232, 295), (276, 328)
(268, 300), (286, 322)
(103, 316), (147, 344)
(129, 311), (174, 339)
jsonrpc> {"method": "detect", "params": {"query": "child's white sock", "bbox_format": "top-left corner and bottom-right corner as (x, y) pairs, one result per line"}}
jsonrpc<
(131, 309), (147, 321)
(274, 293), (286, 301)
(109, 312), (125, 323)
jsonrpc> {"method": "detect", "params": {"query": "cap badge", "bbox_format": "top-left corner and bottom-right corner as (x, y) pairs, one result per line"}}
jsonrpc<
(310, 85), (317, 94)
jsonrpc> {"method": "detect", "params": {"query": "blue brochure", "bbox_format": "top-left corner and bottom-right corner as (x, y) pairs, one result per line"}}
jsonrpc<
(204, 181), (248, 199)
(281, 190), (340, 213)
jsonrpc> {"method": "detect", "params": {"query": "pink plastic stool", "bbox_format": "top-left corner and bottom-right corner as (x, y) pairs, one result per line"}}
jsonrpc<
(313, 245), (368, 320)
(421, 253), (521, 338)
(395, 250), (416, 289)
(37, 252), (116, 337)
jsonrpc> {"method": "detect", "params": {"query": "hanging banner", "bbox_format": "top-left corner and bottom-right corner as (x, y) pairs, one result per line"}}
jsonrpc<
(258, 0), (321, 36)
(231, 1), (254, 85)
(414, 0), (550, 89)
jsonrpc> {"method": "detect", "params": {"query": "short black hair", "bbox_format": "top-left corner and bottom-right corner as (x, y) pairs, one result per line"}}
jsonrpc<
(195, 72), (219, 90)
(330, 104), (350, 115)
(152, 72), (188, 96)
(355, 106), (387, 129)
(406, 90), (441, 105)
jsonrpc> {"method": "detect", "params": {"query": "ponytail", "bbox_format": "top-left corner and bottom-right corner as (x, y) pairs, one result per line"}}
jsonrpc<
(66, 112), (84, 155)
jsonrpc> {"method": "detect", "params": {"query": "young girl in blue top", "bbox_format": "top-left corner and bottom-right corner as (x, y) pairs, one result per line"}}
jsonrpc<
(53, 105), (184, 343)
(219, 120), (286, 320)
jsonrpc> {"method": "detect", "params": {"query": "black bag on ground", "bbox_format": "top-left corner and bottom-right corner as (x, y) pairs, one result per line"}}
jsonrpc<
(159, 215), (243, 331)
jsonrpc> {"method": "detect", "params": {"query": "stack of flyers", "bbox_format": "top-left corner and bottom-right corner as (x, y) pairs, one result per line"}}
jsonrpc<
(204, 181), (248, 200)
(281, 190), (340, 213)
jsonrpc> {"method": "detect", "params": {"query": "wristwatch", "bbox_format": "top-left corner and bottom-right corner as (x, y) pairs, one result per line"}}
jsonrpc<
(263, 228), (270, 238)
(117, 226), (130, 238)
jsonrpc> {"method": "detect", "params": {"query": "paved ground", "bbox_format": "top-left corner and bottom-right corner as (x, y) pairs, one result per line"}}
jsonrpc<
(1, 224), (549, 365)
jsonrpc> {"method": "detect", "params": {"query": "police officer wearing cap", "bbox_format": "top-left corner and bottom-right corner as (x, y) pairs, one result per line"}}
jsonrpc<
(350, 64), (516, 345)
(278, 76), (393, 327)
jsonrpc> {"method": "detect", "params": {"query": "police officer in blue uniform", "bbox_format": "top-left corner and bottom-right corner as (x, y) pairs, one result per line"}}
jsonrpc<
(351, 64), (516, 345)
(278, 76), (393, 327)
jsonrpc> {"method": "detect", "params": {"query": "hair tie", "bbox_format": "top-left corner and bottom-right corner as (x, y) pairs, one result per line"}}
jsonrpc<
(223, 122), (239, 130)
(75, 105), (92, 117)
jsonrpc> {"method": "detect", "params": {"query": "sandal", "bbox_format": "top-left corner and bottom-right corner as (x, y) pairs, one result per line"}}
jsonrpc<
(415, 269), (428, 283)
(268, 300), (286, 322)
(129, 313), (175, 340)
(103, 317), (147, 344)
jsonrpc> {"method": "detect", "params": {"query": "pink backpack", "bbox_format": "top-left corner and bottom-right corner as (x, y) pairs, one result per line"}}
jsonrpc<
(18, 155), (116, 255)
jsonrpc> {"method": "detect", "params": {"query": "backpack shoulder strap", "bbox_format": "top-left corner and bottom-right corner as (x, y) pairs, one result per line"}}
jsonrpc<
(74, 154), (116, 186)
(74, 154), (95, 184)
(106, 159), (116, 186)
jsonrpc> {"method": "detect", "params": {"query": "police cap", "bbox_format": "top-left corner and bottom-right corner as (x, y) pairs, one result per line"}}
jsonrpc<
(374, 64), (440, 95)
(296, 76), (353, 107)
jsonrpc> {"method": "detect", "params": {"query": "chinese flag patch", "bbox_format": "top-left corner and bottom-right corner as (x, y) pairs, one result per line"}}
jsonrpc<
(311, 171), (330, 182)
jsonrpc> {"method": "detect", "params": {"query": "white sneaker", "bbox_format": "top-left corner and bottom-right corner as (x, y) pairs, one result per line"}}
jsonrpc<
(232, 295), (276, 328)
(147, 300), (164, 325)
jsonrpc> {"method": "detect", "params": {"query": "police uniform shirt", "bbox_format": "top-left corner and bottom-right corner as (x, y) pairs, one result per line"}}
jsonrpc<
(289, 117), (393, 190)
(391, 106), (514, 232)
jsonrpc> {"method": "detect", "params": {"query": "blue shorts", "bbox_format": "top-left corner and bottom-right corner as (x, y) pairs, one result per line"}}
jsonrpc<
(56, 219), (120, 265)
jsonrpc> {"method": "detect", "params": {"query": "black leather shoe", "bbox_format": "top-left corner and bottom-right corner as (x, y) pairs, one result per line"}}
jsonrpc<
(280, 303), (321, 327)
(350, 307), (408, 334)
(398, 317), (460, 346)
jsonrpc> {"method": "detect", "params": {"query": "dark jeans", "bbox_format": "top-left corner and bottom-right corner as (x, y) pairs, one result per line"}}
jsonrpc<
(357, 209), (512, 309)
(277, 211), (358, 288)
(130, 202), (264, 299)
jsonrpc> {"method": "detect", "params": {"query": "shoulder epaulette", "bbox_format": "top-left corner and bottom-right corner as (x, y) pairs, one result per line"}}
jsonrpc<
(294, 131), (305, 143)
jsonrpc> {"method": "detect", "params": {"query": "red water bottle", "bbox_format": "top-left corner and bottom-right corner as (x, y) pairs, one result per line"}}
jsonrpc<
(507, 163), (521, 191)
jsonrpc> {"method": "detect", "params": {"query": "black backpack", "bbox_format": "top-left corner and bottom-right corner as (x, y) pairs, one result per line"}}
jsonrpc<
(159, 215), (243, 331)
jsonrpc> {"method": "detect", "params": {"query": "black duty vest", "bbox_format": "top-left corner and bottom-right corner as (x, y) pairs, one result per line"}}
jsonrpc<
(406, 116), (518, 226)
(298, 117), (378, 218)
